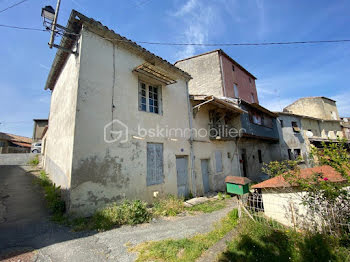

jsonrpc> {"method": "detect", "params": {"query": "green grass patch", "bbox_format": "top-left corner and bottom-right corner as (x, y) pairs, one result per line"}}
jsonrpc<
(218, 218), (350, 262)
(185, 200), (226, 213)
(152, 195), (185, 217)
(28, 155), (39, 166)
(131, 209), (239, 262)
(36, 170), (65, 217)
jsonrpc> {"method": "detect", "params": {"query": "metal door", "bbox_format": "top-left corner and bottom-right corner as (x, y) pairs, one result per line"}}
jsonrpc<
(201, 159), (210, 193)
(176, 156), (189, 197)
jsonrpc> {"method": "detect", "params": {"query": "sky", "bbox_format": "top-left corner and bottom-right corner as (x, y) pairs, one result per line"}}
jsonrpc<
(0, 0), (349, 137)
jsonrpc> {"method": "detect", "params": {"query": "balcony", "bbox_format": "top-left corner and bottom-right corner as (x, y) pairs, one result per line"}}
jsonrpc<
(209, 124), (241, 140)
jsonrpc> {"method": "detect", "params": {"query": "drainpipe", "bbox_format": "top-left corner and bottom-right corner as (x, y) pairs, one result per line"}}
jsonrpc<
(186, 81), (196, 196)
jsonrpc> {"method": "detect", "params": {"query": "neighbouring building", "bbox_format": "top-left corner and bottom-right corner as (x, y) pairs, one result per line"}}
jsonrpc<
(176, 50), (280, 182)
(276, 112), (309, 165)
(33, 119), (48, 141)
(43, 10), (193, 216)
(252, 165), (348, 228)
(341, 117), (350, 140)
(0, 132), (32, 153)
(284, 97), (344, 148)
(284, 96), (340, 121)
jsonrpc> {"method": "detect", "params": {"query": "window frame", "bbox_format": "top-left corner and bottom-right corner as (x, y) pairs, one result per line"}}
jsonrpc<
(138, 80), (162, 115)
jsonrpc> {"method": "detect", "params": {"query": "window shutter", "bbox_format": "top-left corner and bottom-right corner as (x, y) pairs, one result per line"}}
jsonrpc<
(147, 143), (164, 186)
(215, 151), (223, 173)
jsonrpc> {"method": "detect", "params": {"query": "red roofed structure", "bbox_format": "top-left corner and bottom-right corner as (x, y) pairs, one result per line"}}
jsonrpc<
(252, 165), (347, 189)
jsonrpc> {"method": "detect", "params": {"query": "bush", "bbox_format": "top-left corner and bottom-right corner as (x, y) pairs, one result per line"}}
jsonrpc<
(152, 195), (184, 217)
(92, 200), (151, 231)
(28, 155), (39, 166)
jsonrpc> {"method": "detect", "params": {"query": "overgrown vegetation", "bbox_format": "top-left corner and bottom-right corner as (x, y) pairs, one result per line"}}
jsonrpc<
(131, 209), (239, 262)
(185, 200), (226, 213)
(36, 171), (65, 217)
(261, 157), (302, 178)
(262, 139), (350, 237)
(28, 155), (39, 166)
(153, 195), (185, 217)
(219, 218), (350, 262)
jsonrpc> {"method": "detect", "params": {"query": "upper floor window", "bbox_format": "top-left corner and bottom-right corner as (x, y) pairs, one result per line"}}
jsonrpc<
(233, 84), (239, 98)
(232, 65), (235, 71)
(139, 81), (162, 114)
(249, 78), (251, 83)
(292, 121), (300, 133)
(280, 119), (284, 127)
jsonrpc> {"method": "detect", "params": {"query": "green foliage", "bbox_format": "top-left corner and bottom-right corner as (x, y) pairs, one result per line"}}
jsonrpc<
(185, 200), (226, 213)
(285, 139), (350, 236)
(132, 209), (239, 262)
(152, 195), (184, 217)
(36, 171), (65, 216)
(28, 155), (39, 166)
(218, 219), (349, 262)
(77, 200), (151, 231)
(261, 157), (302, 178)
(218, 192), (231, 200)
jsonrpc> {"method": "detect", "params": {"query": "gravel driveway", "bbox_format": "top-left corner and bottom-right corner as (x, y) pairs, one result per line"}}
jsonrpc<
(0, 165), (236, 262)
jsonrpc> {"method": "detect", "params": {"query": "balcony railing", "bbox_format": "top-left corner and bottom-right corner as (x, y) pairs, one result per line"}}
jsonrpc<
(208, 124), (241, 140)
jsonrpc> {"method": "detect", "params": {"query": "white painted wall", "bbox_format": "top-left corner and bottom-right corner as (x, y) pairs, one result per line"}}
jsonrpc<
(44, 36), (81, 193)
(68, 28), (192, 215)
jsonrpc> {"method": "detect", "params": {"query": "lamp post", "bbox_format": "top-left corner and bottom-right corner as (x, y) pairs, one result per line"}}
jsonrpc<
(41, 1), (61, 48)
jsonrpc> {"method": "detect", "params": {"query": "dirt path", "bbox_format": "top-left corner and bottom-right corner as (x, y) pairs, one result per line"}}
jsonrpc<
(0, 165), (237, 262)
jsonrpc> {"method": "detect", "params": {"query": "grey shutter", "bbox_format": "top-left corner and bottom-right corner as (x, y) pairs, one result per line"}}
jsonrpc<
(147, 143), (164, 186)
(215, 151), (223, 173)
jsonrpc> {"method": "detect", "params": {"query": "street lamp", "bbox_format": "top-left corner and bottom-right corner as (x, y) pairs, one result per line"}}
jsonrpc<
(41, 6), (55, 22)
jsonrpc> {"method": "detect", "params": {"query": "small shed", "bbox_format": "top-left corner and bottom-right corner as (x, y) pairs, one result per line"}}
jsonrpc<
(225, 176), (251, 195)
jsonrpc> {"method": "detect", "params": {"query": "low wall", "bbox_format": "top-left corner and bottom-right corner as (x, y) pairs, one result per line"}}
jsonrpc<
(0, 153), (40, 166)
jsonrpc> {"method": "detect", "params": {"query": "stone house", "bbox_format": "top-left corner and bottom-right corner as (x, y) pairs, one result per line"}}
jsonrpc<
(284, 97), (344, 148)
(43, 10), (193, 216)
(340, 117), (350, 140)
(276, 112), (309, 165)
(176, 50), (280, 182)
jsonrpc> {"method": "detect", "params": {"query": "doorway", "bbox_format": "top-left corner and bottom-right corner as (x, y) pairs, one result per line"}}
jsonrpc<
(176, 156), (189, 197)
(201, 159), (210, 194)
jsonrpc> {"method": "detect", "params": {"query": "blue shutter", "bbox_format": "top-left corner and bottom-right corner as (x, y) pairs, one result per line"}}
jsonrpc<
(215, 151), (223, 173)
(147, 143), (164, 185)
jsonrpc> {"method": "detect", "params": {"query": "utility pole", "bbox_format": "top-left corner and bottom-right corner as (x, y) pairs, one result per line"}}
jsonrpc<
(49, 0), (61, 48)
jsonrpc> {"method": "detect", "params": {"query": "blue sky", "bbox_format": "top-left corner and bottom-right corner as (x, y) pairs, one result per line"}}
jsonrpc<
(0, 0), (349, 137)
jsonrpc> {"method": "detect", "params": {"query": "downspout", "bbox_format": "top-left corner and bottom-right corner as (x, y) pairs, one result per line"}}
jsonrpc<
(186, 81), (196, 196)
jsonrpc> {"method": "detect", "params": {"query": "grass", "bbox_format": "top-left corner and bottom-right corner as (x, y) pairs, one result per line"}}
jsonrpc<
(153, 195), (185, 217)
(130, 209), (239, 262)
(218, 218), (350, 262)
(35, 171), (65, 217)
(185, 200), (226, 213)
(28, 155), (39, 166)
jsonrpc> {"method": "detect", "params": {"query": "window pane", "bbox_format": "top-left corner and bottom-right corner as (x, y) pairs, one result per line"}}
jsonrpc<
(154, 107), (159, 114)
(141, 104), (146, 111)
(149, 106), (154, 113)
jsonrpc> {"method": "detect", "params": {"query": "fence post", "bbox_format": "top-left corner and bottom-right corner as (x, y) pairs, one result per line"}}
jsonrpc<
(237, 196), (242, 218)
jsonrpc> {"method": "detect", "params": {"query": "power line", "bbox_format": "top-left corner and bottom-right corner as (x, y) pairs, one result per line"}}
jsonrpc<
(0, 24), (45, 31)
(0, 22), (349, 47)
(0, 0), (28, 14)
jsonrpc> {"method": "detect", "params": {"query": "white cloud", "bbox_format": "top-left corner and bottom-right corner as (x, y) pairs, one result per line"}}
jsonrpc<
(173, 0), (216, 59)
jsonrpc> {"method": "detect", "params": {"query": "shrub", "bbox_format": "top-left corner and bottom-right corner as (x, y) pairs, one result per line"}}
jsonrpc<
(92, 200), (151, 231)
(152, 195), (184, 217)
(28, 155), (39, 166)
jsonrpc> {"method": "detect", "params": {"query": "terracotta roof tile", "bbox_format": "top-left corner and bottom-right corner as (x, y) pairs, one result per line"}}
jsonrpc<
(252, 165), (347, 189)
